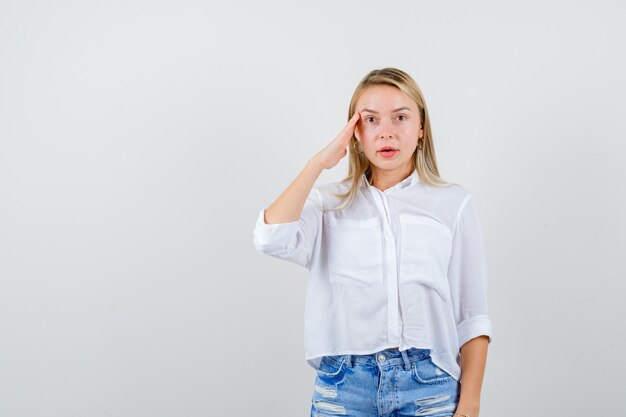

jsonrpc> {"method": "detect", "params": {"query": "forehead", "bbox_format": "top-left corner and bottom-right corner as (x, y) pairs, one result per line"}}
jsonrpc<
(356, 85), (416, 112)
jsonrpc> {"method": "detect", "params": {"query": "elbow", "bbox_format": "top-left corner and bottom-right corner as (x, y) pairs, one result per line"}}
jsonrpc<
(253, 232), (294, 257)
(253, 234), (279, 256)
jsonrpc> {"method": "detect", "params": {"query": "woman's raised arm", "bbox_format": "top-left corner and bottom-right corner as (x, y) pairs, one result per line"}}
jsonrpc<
(263, 111), (360, 224)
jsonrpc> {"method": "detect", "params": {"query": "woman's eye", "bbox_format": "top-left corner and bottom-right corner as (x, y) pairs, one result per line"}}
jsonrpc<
(397, 115), (407, 121)
(366, 116), (375, 123)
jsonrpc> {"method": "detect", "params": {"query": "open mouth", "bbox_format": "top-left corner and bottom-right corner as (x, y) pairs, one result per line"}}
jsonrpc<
(378, 147), (398, 154)
(378, 147), (399, 158)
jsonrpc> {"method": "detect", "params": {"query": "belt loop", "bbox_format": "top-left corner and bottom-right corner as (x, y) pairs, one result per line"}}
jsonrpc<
(345, 354), (352, 368)
(401, 350), (411, 371)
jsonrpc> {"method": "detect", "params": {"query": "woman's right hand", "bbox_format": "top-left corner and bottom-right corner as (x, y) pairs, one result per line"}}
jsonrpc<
(311, 111), (360, 170)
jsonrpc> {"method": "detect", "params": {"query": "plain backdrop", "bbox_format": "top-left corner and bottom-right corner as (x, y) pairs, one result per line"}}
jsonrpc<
(1, 1), (624, 416)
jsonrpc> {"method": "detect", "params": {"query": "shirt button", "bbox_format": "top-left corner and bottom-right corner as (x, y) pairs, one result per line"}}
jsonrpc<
(378, 354), (386, 362)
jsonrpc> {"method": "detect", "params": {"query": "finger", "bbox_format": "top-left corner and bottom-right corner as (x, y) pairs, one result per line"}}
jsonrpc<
(334, 112), (360, 146)
(339, 112), (360, 134)
(346, 112), (360, 141)
(343, 112), (360, 136)
(348, 111), (360, 126)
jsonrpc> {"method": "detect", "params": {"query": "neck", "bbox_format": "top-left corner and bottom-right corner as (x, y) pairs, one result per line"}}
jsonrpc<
(370, 164), (414, 191)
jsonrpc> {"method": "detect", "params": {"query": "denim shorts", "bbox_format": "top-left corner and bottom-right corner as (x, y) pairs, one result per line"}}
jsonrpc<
(310, 347), (460, 417)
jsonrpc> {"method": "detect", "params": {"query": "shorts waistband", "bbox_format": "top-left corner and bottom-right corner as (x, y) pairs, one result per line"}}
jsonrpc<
(324, 347), (431, 370)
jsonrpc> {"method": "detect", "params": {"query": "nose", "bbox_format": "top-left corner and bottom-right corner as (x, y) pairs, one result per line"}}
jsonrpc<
(378, 118), (394, 138)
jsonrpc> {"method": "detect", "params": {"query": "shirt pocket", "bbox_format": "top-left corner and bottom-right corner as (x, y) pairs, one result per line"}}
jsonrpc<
(325, 216), (383, 287)
(398, 214), (453, 302)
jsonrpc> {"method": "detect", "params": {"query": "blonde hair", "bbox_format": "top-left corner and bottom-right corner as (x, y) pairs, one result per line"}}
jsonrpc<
(327, 67), (455, 211)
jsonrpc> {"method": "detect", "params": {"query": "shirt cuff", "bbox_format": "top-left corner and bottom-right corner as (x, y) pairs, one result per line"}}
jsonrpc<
(253, 208), (300, 248)
(456, 314), (493, 348)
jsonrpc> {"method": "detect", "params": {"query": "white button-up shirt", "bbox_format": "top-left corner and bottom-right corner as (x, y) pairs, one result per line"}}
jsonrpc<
(253, 170), (493, 381)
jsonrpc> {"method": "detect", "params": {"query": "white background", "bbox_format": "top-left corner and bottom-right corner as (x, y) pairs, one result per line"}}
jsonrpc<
(1, 1), (624, 416)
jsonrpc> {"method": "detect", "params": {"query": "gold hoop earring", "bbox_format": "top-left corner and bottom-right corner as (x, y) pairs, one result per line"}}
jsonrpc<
(352, 140), (364, 154)
(417, 138), (424, 151)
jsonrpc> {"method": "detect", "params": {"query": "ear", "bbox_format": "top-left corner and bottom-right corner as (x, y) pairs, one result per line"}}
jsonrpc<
(418, 125), (424, 139)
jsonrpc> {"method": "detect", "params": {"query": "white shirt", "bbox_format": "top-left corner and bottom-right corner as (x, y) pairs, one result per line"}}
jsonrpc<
(252, 170), (493, 381)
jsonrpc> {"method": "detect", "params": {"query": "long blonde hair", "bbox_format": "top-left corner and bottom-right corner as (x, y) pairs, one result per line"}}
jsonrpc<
(327, 67), (455, 211)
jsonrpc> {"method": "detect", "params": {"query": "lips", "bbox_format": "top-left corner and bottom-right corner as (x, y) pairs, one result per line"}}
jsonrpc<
(378, 147), (399, 158)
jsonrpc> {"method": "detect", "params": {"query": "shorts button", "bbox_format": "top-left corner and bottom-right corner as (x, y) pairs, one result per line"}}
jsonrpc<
(377, 354), (386, 362)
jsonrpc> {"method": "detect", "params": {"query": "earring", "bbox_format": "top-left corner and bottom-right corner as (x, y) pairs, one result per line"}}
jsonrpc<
(352, 140), (364, 154)
(417, 138), (423, 151)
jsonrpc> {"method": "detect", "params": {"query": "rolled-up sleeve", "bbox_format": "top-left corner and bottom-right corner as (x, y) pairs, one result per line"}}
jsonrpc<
(447, 194), (493, 349)
(252, 188), (323, 270)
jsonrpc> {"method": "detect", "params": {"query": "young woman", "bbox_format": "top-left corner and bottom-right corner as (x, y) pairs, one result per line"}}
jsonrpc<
(253, 67), (492, 417)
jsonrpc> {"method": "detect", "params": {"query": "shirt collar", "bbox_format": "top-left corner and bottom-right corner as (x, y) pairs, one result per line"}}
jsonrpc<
(361, 170), (419, 191)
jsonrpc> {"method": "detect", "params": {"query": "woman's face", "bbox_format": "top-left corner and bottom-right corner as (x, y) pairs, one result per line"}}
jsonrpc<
(354, 85), (423, 176)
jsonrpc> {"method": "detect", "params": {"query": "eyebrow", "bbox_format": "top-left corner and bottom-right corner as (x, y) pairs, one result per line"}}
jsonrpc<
(360, 106), (411, 114)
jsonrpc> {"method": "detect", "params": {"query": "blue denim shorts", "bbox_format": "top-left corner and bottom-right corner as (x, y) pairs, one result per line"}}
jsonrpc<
(310, 347), (460, 417)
